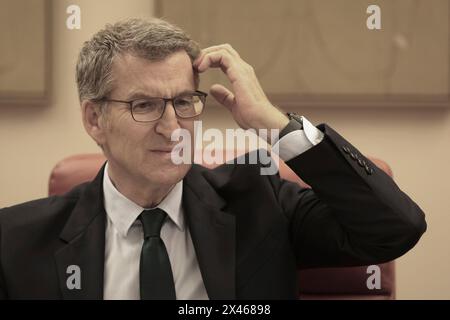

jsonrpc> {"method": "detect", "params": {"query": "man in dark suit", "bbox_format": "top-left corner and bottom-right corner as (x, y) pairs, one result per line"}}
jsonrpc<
(0, 18), (426, 299)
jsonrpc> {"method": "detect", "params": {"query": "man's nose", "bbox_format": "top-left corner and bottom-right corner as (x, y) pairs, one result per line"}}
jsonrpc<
(154, 101), (181, 139)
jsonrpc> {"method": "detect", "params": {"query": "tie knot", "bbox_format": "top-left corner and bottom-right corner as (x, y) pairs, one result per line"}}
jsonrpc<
(139, 208), (167, 239)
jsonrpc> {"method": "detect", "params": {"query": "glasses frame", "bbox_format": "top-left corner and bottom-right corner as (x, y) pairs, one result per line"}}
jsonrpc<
(96, 90), (208, 122)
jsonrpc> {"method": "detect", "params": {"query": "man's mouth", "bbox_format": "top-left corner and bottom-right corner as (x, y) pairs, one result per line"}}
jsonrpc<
(149, 146), (184, 159)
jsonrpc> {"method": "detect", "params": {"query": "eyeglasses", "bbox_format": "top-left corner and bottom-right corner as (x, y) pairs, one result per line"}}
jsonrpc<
(97, 90), (208, 122)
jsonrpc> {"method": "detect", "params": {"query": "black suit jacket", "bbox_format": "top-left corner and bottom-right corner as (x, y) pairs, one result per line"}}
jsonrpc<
(0, 124), (426, 299)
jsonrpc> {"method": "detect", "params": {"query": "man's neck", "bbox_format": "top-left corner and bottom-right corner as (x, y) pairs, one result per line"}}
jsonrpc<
(106, 162), (175, 208)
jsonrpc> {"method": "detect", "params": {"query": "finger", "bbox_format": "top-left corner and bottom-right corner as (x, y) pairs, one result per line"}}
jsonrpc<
(201, 44), (240, 58)
(195, 50), (231, 72)
(193, 44), (239, 67)
(195, 51), (234, 73)
(210, 84), (236, 111)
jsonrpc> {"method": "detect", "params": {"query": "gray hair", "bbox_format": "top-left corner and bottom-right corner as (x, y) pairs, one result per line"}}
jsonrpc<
(76, 18), (201, 103)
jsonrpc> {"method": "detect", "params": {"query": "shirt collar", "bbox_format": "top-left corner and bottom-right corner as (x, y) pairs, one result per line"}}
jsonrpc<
(102, 162), (185, 237)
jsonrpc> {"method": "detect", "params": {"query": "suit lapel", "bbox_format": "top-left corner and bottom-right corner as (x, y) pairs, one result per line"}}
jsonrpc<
(183, 164), (236, 299)
(54, 162), (236, 299)
(54, 163), (107, 300)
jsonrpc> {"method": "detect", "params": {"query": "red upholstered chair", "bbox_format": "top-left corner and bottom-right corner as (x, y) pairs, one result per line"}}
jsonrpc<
(48, 152), (395, 300)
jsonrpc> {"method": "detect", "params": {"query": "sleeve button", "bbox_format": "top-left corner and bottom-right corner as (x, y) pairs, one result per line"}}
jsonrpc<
(342, 146), (351, 154)
(365, 166), (374, 175)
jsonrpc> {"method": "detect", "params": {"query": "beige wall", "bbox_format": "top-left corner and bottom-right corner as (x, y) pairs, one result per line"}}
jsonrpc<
(0, 0), (155, 205)
(0, 0), (449, 299)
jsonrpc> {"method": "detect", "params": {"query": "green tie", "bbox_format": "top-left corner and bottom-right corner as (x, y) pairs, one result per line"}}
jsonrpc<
(139, 208), (176, 300)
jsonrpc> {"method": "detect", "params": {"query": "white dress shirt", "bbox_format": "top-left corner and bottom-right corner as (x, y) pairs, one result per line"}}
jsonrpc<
(103, 162), (208, 300)
(102, 116), (323, 300)
(271, 116), (324, 161)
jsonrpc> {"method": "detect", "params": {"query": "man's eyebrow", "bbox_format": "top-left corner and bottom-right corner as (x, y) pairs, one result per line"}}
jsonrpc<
(126, 89), (197, 100)
(125, 92), (156, 100)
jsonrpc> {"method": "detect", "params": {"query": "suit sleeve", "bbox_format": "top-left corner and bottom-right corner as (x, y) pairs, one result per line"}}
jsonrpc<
(271, 123), (427, 269)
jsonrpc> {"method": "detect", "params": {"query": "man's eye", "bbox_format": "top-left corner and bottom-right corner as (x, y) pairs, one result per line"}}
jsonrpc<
(134, 101), (159, 110)
(176, 97), (194, 107)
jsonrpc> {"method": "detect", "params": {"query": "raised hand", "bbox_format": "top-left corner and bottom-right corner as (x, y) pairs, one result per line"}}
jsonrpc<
(193, 44), (289, 134)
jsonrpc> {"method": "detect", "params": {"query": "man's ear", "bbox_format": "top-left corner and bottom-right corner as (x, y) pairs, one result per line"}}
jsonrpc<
(81, 100), (107, 147)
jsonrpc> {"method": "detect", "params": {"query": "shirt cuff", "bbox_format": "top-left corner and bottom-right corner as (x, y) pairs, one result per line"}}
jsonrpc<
(272, 117), (325, 162)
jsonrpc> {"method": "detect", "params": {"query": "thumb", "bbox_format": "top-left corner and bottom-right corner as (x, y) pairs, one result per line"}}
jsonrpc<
(210, 84), (236, 111)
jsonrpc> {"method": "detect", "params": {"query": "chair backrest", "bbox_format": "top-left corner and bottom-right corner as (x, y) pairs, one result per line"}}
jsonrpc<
(48, 151), (395, 299)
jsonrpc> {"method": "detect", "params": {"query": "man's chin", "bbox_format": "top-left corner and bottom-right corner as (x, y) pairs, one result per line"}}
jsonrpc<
(144, 164), (191, 185)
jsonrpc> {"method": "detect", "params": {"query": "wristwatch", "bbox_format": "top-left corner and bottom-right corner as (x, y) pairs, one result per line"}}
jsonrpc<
(287, 112), (303, 128)
(279, 112), (304, 139)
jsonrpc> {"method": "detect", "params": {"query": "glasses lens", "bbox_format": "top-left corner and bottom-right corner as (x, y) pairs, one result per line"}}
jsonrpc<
(174, 94), (204, 118)
(131, 99), (165, 122)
